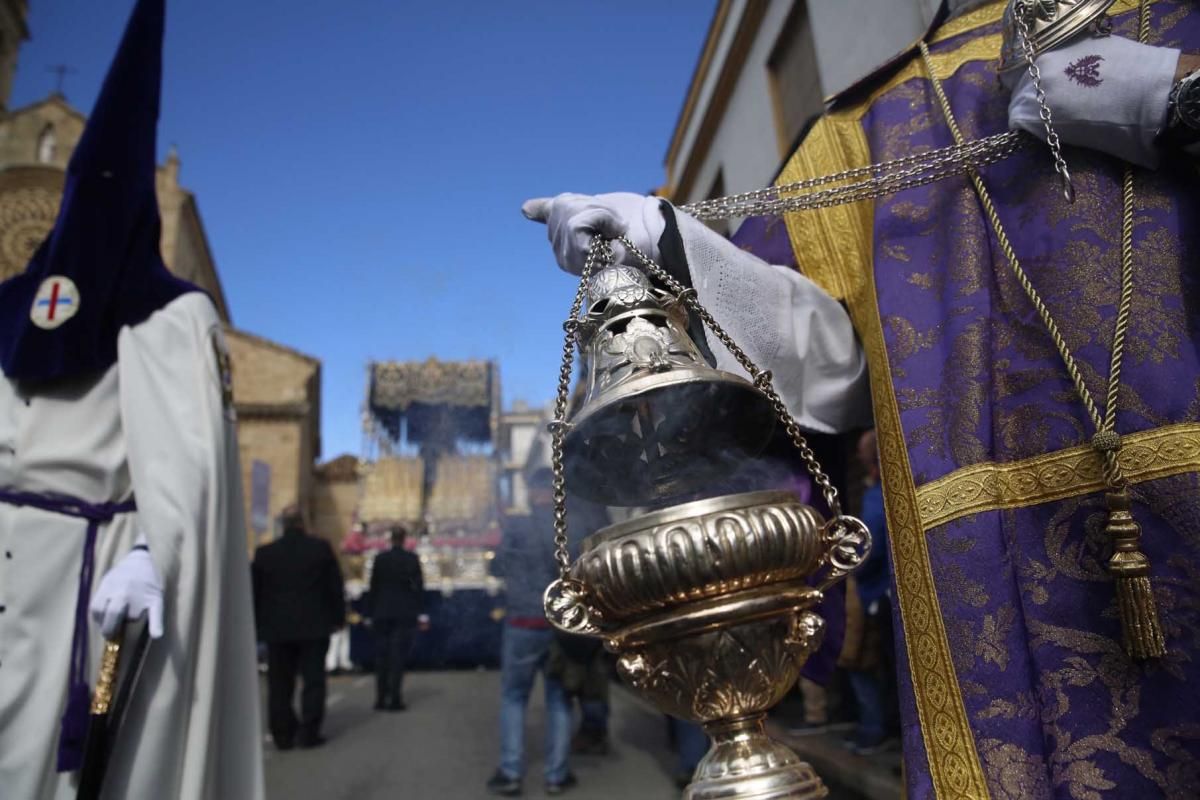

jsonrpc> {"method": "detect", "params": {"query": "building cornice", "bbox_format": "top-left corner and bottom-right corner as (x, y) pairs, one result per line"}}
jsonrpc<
(235, 401), (312, 420)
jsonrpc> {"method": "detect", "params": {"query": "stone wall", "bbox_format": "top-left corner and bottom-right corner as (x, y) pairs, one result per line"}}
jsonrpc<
(0, 0), (28, 111)
(226, 328), (321, 553)
(311, 455), (359, 566)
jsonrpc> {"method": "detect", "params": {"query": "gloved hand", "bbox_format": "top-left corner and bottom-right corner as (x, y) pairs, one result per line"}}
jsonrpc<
(89, 537), (164, 639)
(1007, 33), (1180, 168)
(521, 192), (666, 274)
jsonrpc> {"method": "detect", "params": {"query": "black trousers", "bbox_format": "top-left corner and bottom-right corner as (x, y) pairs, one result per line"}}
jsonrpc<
(374, 620), (415, 704)
(267, 637), (329, 744)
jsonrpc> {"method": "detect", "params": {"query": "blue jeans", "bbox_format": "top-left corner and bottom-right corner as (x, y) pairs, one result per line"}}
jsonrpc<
(498, 626), (571, 783)
(847, 669), (885, 741)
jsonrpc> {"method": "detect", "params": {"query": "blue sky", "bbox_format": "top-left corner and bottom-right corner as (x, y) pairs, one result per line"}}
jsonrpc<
(9, 1), (716, 458)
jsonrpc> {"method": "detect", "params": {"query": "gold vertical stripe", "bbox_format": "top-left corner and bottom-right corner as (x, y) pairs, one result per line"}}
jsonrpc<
(777, 113), (875, 302)
(850, 258), (992, 800)
(779, 116), (989, 799)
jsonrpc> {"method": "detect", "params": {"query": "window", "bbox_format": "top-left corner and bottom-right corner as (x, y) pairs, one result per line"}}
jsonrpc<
(767, 2), (822, 157)
(36, 124), (56, 164)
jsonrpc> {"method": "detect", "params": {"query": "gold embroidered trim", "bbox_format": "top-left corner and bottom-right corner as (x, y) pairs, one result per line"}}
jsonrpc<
(916, 422), (1200, 529)
(778, 114), (875, 302)
(780, 120), (990, 799)
(924, 0), (1141, 43)
(931, 0), (1006, 42)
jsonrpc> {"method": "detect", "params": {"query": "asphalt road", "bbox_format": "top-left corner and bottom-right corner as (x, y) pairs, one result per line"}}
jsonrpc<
(262, 669), (683, 800)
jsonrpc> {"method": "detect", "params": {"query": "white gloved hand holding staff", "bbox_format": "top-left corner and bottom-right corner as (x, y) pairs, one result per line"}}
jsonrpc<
(90, 534), (164, 639)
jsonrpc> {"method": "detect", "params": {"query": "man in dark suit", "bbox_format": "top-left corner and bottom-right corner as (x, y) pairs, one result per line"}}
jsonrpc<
(367, 525), (426, 711)
(252, 508), (345, 750)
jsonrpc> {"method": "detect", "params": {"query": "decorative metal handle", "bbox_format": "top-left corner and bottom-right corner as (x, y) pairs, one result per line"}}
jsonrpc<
(814, 515), (872, 592)
(543, 577), (604, 636)
(90, 639), (122, 715)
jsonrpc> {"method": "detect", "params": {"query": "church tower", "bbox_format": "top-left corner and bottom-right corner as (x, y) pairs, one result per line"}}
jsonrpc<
(0, 0), (27, 110)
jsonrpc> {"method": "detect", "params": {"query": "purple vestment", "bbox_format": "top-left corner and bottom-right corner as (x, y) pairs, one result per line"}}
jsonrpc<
(736, 3), (1200, 797)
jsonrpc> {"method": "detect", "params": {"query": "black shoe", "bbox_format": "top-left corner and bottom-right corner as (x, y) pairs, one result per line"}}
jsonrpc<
(373, 699), (386, 711)
(545, 773), (577, 795)
(486, 770), (521, 796)
(571, 730), (608, 756)
(297, 734), (327, 749)
(387, 699), (407, 712)
(274, 738), (295, 752)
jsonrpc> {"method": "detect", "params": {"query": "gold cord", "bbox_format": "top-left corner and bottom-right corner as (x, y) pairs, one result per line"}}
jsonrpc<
(916, 0), (1164, 658)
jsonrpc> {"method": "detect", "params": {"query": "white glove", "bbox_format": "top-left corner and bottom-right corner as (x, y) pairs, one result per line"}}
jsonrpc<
(90, 537), (164, 639)
(1007, 33), (1180, 168)
(521, 192), (666, 274)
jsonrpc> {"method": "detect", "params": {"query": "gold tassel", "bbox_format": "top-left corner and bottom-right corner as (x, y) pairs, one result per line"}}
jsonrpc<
(1104, 489), (1166, 659)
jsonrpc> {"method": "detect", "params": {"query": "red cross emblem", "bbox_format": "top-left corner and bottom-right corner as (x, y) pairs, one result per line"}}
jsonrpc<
(30, 275), (81, 330)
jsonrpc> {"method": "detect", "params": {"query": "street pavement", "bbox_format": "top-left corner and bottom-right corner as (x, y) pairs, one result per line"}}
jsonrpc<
(263, 669), (683, 800)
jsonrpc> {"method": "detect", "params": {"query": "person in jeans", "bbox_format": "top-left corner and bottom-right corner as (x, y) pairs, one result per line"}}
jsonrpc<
(252, 508), (345, 749)
(368, 524), (427, 710)
(486, 469), (575, 796)
(843, 429), (895, 755)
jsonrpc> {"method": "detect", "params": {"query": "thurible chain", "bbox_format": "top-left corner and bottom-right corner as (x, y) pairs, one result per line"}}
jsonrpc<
(548, 239), (607, 577)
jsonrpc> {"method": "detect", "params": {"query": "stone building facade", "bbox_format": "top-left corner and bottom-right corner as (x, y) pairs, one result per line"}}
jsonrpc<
(225, 329), (322, 552)
(311, 454), (360, 559)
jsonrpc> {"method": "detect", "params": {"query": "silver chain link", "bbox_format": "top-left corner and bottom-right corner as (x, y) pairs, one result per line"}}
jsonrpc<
(548, 239), (607, 578)
(681, 131), (1026, 221)
(1013, 1), (1075, 202)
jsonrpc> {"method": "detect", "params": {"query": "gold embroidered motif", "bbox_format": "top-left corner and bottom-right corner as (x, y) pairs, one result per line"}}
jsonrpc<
(916, 422), (1200, 529)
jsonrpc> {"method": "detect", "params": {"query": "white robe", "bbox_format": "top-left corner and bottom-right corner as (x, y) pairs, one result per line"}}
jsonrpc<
(0, 292), (264, 799)
(674, 210), (873, 434)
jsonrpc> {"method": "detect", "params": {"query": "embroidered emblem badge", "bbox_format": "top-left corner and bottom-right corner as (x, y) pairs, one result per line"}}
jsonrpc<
(29, 275), (81, 330)
(1065, 54), (1104, 87)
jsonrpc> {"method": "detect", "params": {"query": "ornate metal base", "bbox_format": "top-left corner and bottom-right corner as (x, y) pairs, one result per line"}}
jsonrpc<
(686, 716), (827, 800)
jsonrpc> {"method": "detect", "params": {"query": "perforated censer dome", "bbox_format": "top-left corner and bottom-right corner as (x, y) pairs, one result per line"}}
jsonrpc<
(563, 265), (775, 506)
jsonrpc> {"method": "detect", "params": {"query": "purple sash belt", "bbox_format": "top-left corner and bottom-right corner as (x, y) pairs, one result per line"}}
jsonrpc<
(0, 488), (136, 773)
